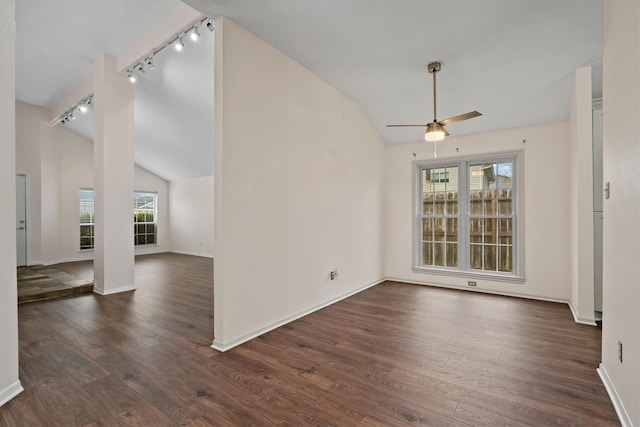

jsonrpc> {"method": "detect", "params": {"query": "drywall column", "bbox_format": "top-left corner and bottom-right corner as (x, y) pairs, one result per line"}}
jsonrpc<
(0, 0), (23, 406)
(599, 0), (640, 425)
(568, 66), (596, 325)
(93, 53), (135, 295)
(212, 18), (385, 350)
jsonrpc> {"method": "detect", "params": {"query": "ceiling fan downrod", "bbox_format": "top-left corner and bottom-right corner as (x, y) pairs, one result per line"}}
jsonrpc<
(427, 61), (441, 122)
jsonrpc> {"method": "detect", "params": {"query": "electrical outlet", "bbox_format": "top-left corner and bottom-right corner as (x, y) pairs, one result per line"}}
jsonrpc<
(330, 269), (338, 280)
(468, 281), (477, 287)
(618, 341), (623, 363)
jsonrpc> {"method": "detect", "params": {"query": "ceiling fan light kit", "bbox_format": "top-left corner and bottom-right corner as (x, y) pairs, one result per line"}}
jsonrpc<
(425, 122), (445, 142)
(387, 61), (482, 153)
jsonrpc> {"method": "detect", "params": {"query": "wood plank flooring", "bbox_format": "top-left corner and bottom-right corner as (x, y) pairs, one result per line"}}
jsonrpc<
(1, 253), (619, 426)
(17, 264), (93, 304)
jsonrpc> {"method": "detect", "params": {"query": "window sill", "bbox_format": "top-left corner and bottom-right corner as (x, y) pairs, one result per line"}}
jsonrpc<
(78, 249), (94, 253)
(412, 266), (525, 284)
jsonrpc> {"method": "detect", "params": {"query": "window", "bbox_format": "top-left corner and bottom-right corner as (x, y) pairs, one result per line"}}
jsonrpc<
(78, 190), (158, 249)
(415, 154), (522, 280)
(134, 191), (157, 245)
(79, 189), (95, 250)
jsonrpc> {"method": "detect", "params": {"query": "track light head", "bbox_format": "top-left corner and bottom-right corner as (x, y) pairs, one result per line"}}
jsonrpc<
(190, 26), (200, 41)
(123, 16), (212, 84)
(56, 94), (95, 126)
(175, 36), (184, 51)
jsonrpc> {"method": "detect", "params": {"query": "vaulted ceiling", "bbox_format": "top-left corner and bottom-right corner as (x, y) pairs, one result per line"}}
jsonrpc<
(16, 0), (214, 182)
(15, 0), (603, 180)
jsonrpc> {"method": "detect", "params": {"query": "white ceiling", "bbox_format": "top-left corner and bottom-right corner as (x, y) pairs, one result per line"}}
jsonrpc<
(16, 0), (215, 181)
(185, 0), (603, 143)
(58, 33), (216, 182)
(16, 0), (180, 108)
(16, 0), (603, 180)
(132, 31), (214, 182)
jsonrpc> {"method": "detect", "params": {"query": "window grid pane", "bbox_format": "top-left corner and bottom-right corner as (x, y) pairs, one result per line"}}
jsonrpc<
(134, 191), (157, 246)
(79, 189), (95, 250)
(420, 166), (459, 268)
(468, 160), (514, 273)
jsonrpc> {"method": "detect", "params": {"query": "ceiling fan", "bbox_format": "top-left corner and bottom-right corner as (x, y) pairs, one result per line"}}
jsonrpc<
(387, 61), (481, 143)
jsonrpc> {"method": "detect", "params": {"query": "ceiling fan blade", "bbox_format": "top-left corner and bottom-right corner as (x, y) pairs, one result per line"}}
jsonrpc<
(438, 111), (482, 127)
(443, 127), (449, 136)
(386, 124), (428, 127)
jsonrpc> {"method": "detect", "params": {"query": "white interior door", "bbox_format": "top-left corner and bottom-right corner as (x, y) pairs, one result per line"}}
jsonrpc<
(16, 174), (27, 266)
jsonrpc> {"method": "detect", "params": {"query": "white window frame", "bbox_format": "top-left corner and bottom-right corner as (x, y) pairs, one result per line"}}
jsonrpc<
(412, 151), (525, 283)
(134, 191), (158, 246)
(79, 188), (95, 251)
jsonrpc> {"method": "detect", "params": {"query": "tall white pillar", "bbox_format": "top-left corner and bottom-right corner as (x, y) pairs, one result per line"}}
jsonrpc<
(93, 53), (135, 295)
(0, 0), (23, 406)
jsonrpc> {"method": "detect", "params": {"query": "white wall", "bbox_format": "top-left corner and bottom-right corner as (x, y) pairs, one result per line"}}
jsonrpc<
(15, 101), (46, 264)
(213, 18), (385, 349)
(385, 121), (571, 301)
(40, 124), (62, 264)
(599, 0), (640, 425)
(15, 104), (170, 265)
(58, 126), (94, 260)
(569, 66), (596, 325)
(0, 0), (22, 407)
(169, 175), (214, 258)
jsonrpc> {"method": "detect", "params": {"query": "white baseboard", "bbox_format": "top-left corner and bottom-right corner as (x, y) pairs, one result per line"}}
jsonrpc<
(210, 338), (230, 352)
(211, 277), (385, 352)
(169, 250), (214, 259)
(93, 284), (136, 296)
(0, 381), (23, 407)
(568, 302), (598, 326)
(393, 277), (598, 324)
(597, 364), (632, 427)
(385, 276), (569, 304)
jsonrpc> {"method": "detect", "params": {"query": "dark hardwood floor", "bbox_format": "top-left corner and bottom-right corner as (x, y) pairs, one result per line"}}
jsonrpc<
(17, 263), (93, 304)
(51, 259), (94, 282)
(1, 253), (619, 426)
